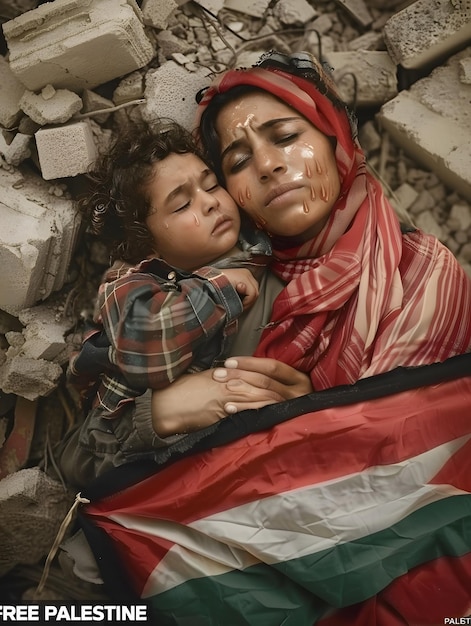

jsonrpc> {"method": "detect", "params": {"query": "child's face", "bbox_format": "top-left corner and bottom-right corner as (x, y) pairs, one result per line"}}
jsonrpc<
(145, 153), (241, 271)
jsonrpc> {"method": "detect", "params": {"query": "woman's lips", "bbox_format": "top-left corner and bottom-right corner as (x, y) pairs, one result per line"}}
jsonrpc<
(264, 183), (303, 207)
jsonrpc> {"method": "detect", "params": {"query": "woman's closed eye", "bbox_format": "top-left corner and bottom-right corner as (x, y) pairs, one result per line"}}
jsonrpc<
(275, 132), (300, 145)
(227, 154), (251, 174)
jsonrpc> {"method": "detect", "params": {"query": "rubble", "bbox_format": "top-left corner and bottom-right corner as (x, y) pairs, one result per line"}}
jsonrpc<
(3, 0), (154, 91)
(333, 0), (373, 28)
(19, 86), (83, 126)
(325, 50), (397, 106)
(0, 56), (25, 128)
(0, 467), (73, 577)
(378, 47), (471, 201)
(35, 121), (98, 180)
(141, 60), (212, 131)
(0, 355), (63, 401)
(0, 166), (80, 315)
(383, 0), (471, 69)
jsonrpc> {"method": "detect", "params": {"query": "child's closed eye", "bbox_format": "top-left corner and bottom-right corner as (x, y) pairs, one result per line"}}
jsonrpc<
(174, 201), (191, 213)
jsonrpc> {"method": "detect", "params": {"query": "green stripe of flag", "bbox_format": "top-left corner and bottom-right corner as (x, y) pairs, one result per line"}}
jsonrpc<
(148, 494), (471, 625)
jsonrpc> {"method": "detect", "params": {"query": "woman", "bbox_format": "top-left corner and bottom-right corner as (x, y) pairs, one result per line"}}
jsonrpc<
(195, 50), (471, 389)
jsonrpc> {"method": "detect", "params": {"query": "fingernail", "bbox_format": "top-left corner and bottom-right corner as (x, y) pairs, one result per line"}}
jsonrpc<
(224, 359), (238, 369)
(225, 403), (237, 414)
(213, 368), (228, 380)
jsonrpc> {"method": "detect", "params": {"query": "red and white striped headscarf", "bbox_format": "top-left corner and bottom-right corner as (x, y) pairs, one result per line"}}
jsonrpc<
(197, 52), (471, 388)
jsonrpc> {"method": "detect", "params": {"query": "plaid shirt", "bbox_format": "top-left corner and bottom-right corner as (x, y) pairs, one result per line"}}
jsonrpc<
(69, 228), (272, 418)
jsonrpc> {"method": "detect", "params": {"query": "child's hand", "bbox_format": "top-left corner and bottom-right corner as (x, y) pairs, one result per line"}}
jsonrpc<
(222, 268), (259, 310)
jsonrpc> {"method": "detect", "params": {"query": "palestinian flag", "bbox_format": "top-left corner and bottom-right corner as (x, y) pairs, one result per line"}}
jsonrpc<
(81, 354), (471, 625)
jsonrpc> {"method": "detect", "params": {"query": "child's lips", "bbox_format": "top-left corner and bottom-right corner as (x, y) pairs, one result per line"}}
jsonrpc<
(212, 216), (232, 235)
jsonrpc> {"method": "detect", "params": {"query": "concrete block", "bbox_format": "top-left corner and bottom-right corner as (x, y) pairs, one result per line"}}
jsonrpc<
(0, 166), (80, 316)
(141, 0), (179, 29)
(378, 49), (471, 201)
(414, 211), (444, 240)
(0, 468), (73, 577)
(113, 71), (145, 105)
(0, 131), (31, 166)
(194, 0), (225, 14)
(19, 86), (83, 125)
(142, 60), (212, 132)
(449, 202), (471, 231)
(383, 0), (471, 69)
(333, 0), (373, 27)
(35, 121), (97, 180)
(0, 355), (63, 400)
(459, 57), (471, 84)
(272, 0), (318, 25)
(348, 31), (385, 52)
(325, 51), (397, 107)
(3, 0), (154, 92)
(0, 56), (26, 129)
(18, 302), (74, 362)
(390, 182), (419, 214)
(156, 30), (196, 58)
(223, 0), (271, 19)
(81, 89), (114, 124)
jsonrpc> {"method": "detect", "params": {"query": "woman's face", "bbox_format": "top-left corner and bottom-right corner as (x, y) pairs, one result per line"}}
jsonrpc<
(215, 91), (341, 241)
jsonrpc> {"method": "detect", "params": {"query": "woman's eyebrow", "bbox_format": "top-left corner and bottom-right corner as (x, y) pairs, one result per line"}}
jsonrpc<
(220, 116), (301, 162)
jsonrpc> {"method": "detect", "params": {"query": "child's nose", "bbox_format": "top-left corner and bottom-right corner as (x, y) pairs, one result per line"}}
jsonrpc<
(201, 190), (219, 213)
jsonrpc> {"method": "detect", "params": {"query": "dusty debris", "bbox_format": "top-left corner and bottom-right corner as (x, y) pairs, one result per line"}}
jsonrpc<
(378, 47), (471, 201)
(0, 467), (74, 578)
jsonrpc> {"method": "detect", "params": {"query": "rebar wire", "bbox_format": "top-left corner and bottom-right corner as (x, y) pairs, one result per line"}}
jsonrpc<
(194, 2), (324, 72)
(334, 71), (359, 111)
(73, 98), (146, 120)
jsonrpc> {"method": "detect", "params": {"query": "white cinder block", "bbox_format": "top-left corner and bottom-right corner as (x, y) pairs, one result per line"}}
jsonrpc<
(3, 0), (154, 91)
(35, 121), (97, 180)
(0, 167), (80, 316)
(383, 0), (471, 69)
(141, 0), (179, 29)
(325, 51), (397, 107)
(223, 0), (271, 19)
(142, 61), (212, 132)
(0, 468), (73, 576)
(19, 87), (83, 125)
(0, 56), (25, 129)
(378, 48), (471, 201)
(272, 0), (318, 25)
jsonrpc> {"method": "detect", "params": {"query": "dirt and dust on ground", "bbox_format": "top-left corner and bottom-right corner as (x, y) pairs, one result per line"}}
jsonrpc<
(0, 0), (470, 606)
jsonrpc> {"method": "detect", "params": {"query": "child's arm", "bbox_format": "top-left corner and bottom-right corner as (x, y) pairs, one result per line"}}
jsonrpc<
(98, 264), (250, 391)
(219, 268), (259, 310)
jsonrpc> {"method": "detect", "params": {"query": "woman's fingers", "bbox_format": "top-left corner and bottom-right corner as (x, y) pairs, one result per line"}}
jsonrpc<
(213, 356), (313, 399)
(151, 369), (285, 436)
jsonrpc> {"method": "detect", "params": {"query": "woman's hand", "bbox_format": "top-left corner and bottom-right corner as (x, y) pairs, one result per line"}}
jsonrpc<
(212, 356), (313, 414)
(151, 369), (282, 436)
(151, 357), (309, 437)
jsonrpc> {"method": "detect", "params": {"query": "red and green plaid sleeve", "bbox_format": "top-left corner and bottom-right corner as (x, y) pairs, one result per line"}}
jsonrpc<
(98, 262), (244, 390)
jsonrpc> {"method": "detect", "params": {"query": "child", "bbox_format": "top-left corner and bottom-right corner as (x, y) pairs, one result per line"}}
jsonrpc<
(63, 119), (278, 481)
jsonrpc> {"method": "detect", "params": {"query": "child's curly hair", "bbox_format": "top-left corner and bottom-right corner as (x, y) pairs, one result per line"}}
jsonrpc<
(77, 119), (204, 264)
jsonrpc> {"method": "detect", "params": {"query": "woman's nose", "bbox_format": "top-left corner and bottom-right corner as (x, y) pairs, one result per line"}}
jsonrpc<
(255, 144), (286, 181)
